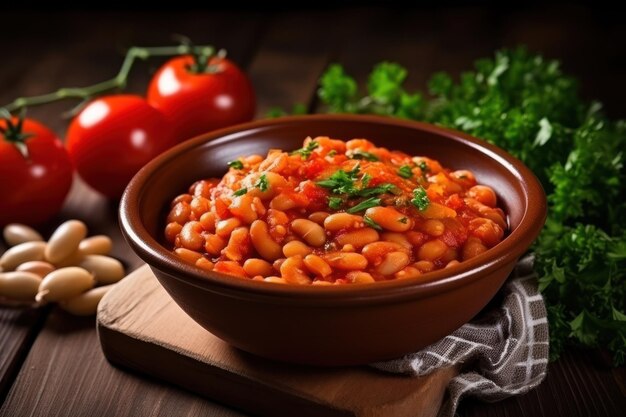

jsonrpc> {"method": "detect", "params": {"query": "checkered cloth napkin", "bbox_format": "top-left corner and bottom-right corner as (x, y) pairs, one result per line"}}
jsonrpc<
(372, 255), (549, 417)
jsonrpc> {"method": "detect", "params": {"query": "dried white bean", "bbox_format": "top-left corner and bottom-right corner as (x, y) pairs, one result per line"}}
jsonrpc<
(0, 241), (46, 271)
(45, 220), (88, 264)
(59, 285), (112, 316)
(0, 271), (42, 300)
(3, 224), (43, 246)
(53, 249), (85, 268)
(36, 267), (94, 302)
(16, 261), (55, 278)
(78, 235), (113, 256)
(79, 255), (124, 284)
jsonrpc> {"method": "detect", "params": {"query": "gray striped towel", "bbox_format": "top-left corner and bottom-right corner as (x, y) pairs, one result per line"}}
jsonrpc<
(372, 255), (549, 417)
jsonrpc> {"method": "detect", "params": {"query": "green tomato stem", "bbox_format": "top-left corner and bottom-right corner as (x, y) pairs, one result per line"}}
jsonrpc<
(0, 44), (216, 114)
(0, 109), (33, 158)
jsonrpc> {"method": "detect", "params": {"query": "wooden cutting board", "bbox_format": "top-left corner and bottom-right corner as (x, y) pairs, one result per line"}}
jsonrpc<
(97, 265), (457, 417)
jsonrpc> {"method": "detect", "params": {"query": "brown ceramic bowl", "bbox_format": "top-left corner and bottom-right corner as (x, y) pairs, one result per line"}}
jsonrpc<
(119, 115), (546, 366)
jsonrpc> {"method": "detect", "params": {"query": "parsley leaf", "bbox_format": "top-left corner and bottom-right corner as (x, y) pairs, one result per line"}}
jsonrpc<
(328, 196), (343, 210)
(368, 62), (407, 105)
(233, 188), (247, 196)
(361, 173), (372, 187)
(316, 169), (359, 195)
(255, 174), (269, 192)
(363, 215), (382, 230)
(347, 198), (381, 214)
(398, 165), (413, 179)
(317, 168), (395, 199)
(357, 183), (396, 198)
(318, 61), (425, 117)
(291, 141), (319, 160)
(411, 186), (430, 211)
(318, 64), (358, 113)
(266, 103), (308, 118)
(228, 160), (244, 170)
(350, 150), (379, 161)
(348, 163), (361, 176)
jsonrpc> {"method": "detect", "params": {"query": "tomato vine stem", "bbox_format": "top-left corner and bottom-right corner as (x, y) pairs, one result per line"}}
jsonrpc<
(0, 44), (216, 115)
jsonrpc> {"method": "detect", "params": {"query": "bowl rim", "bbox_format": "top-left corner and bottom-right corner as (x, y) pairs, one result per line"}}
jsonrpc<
(120, 114), (546, 303)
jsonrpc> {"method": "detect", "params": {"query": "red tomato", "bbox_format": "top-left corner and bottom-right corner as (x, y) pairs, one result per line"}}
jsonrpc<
(440, 218), (468, 249)
(300, 181), (329, 211)
(445, 193), (464, 210)
(66, 95), (174, 198)
(147, 55), (255, 143)
(0, 117), (73, 226)
(302, 158), (329, 179)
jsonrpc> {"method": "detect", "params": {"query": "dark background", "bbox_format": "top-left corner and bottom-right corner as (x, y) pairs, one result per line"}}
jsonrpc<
(1, 4), (625, 134)
(1, 4), (625, 417)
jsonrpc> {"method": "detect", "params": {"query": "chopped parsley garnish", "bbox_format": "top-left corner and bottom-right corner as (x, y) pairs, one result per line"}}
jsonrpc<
(233, 188), (247, 196)
(328, 196), (343, 210)
(411, 186), (430, 211)
(398, 165), (413, 179)
(255, 174), (269, 192)
(348, 163), (361, 176)
(316, 168), (359, 195)
(350, 150), (379, 161)
(228, 160), (244, 170)
(290, 141), (319, 160)
(399, 217), (408, 224)
(347, 197), (380, 213)
(327, 150), (337, 157)
(363, 215), (382, 230)
(361, 173), (372, 187)
(317, 167), (396, 200)
(358, 183), (396, 197)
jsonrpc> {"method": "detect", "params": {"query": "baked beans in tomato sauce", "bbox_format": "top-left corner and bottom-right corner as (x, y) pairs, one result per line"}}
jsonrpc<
(165, 137), (507, 285)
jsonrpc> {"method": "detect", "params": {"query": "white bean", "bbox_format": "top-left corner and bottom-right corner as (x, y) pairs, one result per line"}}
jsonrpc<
(250, 220), (282, 261)
(0, 241), (46, 271)
(45, 220), (88, 264)
(282, 240), (312, 258)
(279, 256), (311, 285)
(376, 251), (410, 275)
(16, 261), (55, 278)
(78, 235), (113, 256)
(324, 252), (368, 270)
(346, 271), (376, 284)
(79, 255), (125, 285)
(59, 285), (112, 316)
(323, 213), (363, 232)
(0, 271), (42, 300)
(291, 219), (326, 247)
(3, 224), (43, 246)
(365, 207), (412, 232)
(53, 249), (85, 268)
(36, 267), (94, 302)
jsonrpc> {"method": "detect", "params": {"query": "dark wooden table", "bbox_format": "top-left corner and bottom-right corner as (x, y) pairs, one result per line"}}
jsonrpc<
(1, 7), (625, 417)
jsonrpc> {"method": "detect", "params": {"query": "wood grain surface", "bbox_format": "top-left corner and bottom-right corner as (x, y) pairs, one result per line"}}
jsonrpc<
(1, 6), (625, 417)
(98, 265), (456, 417)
